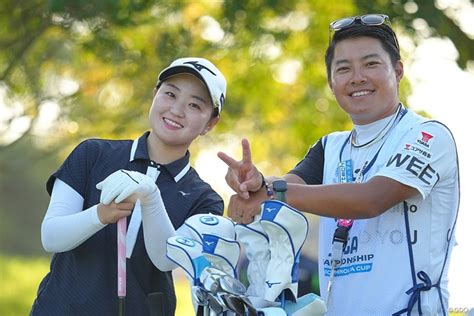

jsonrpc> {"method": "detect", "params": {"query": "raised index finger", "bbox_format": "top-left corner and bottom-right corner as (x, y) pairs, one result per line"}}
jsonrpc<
(241, 138), (252, 165)
(217, 151), (240, 169)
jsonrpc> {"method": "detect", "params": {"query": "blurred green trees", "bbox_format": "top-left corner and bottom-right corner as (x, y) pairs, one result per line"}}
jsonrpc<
(1, 0), (472, 255)
(1, 1), (473, 315)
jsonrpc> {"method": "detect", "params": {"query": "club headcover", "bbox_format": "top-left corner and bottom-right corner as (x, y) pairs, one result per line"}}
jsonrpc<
(181, 213), (236, 244)
(284, 293), (327, 316)
(260, 200), (309, 302)
(247, 296), (280, 309)
(235, 217), (270, 297)
(202, 233), (241, 278)
(166, 236), (209, 286)
(255, 307), (287, 315)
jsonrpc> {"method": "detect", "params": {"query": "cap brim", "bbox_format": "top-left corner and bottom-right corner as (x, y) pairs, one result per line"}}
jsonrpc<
(158, 66), (216, 108)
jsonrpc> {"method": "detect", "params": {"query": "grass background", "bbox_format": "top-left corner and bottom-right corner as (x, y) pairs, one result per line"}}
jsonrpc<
(0, 255), (194, 315)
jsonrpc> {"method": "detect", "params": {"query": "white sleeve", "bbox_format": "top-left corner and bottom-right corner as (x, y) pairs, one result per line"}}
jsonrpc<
(140, 197), (200, 271)
(140, 193), (180, 272)
(41, 178), (106, 252)
(376, 121), (457, 199)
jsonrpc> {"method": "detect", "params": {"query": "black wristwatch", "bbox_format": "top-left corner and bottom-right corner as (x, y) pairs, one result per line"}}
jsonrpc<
(272, 179), (287, 202)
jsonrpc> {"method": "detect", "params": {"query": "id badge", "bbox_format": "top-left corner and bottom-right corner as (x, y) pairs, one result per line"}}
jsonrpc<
(337, 160), (354, 183)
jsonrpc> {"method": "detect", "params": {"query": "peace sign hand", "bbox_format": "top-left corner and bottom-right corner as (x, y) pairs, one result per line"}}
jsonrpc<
(217, 138), (262, 199)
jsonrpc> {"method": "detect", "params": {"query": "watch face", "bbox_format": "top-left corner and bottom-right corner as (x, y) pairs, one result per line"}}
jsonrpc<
(273, 179), (287, 192)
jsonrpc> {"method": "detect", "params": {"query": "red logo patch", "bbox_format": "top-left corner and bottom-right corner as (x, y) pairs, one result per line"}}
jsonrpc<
(421, 132), (433, 143)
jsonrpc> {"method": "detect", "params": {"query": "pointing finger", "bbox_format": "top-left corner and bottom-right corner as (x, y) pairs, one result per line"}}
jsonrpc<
(241, 138), (252, 164)
(217, 151), (239, 168)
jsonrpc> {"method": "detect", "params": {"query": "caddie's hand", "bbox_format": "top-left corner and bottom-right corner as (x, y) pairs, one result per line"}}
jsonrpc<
(228, 189), (266, 224)
(97, 201), (134, 224)
(96, 169), (158, 204)
(217, 138), (262, 199)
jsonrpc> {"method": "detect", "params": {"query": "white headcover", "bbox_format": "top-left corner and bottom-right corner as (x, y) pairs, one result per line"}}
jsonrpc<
(259, 200), (309, 302)
(202, 233), (241, 278)
(181, 213), (236, 244)
(235, 216), (270, 299)
(255, 307), (287, 315)
(166, 236), (209, 286)
(284, 293), (327, 316)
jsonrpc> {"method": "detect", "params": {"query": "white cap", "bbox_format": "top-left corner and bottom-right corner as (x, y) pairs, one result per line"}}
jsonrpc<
(157, 57), (226, 114)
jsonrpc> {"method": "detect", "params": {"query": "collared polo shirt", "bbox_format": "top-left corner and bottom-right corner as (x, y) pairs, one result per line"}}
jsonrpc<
(31, 131), (223, 316)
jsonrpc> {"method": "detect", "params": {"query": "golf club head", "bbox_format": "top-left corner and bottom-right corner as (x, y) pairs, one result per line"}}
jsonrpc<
(191, 286), (209, 307)
(200, 267), (247, 296)
(192, 287), (228, 314)
(221, 293), (246, 314)
(221, 293), (258, 316)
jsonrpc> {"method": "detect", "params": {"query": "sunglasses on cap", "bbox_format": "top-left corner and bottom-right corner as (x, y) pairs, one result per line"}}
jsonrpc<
(329, 14), (399, 50)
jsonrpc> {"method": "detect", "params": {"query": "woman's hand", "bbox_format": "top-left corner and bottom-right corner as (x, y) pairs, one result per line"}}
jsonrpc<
(217, 138), (263, 199)
(97, 201), (134, 224)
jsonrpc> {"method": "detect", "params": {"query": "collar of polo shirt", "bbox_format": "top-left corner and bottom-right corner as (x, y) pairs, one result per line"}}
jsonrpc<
(130, 131), (191, 182)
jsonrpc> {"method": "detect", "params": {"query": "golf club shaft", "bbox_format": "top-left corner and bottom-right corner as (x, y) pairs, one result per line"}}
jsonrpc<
(119, 297), (125, 316)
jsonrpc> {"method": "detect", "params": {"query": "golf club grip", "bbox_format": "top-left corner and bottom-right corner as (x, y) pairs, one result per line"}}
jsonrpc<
(117, 217), (127, 298)
(147, 292), (165, 316)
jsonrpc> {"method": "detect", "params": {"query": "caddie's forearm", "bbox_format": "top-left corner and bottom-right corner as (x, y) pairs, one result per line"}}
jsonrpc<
(286, 182), (384, 219)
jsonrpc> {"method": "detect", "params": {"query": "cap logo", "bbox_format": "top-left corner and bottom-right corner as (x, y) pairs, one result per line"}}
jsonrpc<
(176, 237), (196, 247)
(184, 61), (217, 76)
(219, 94), (225, 108)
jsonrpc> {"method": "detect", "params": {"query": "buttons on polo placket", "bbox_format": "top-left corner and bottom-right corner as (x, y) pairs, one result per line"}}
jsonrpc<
(147, 162), (161, 182)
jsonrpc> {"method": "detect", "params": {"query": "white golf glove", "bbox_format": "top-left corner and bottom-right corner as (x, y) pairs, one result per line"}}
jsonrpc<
(180, 213), (236, 244)
(235, 217), (270, 300)
(202, 233), (241, 278)
(260, 200), (309, 303)
(96, 169), (157, 204)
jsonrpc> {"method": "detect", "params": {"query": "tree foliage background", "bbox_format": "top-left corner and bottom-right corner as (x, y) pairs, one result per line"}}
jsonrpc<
(1, 0), (472, 255)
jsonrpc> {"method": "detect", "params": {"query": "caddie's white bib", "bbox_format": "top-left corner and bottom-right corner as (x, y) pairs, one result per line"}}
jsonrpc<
(319, 109), (459, 316)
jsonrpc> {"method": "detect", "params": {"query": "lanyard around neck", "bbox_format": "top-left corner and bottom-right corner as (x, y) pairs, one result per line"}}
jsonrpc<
(327, 105), (408, 307)
(335, 105), (407, 228)
(338, 105), (407, 183)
